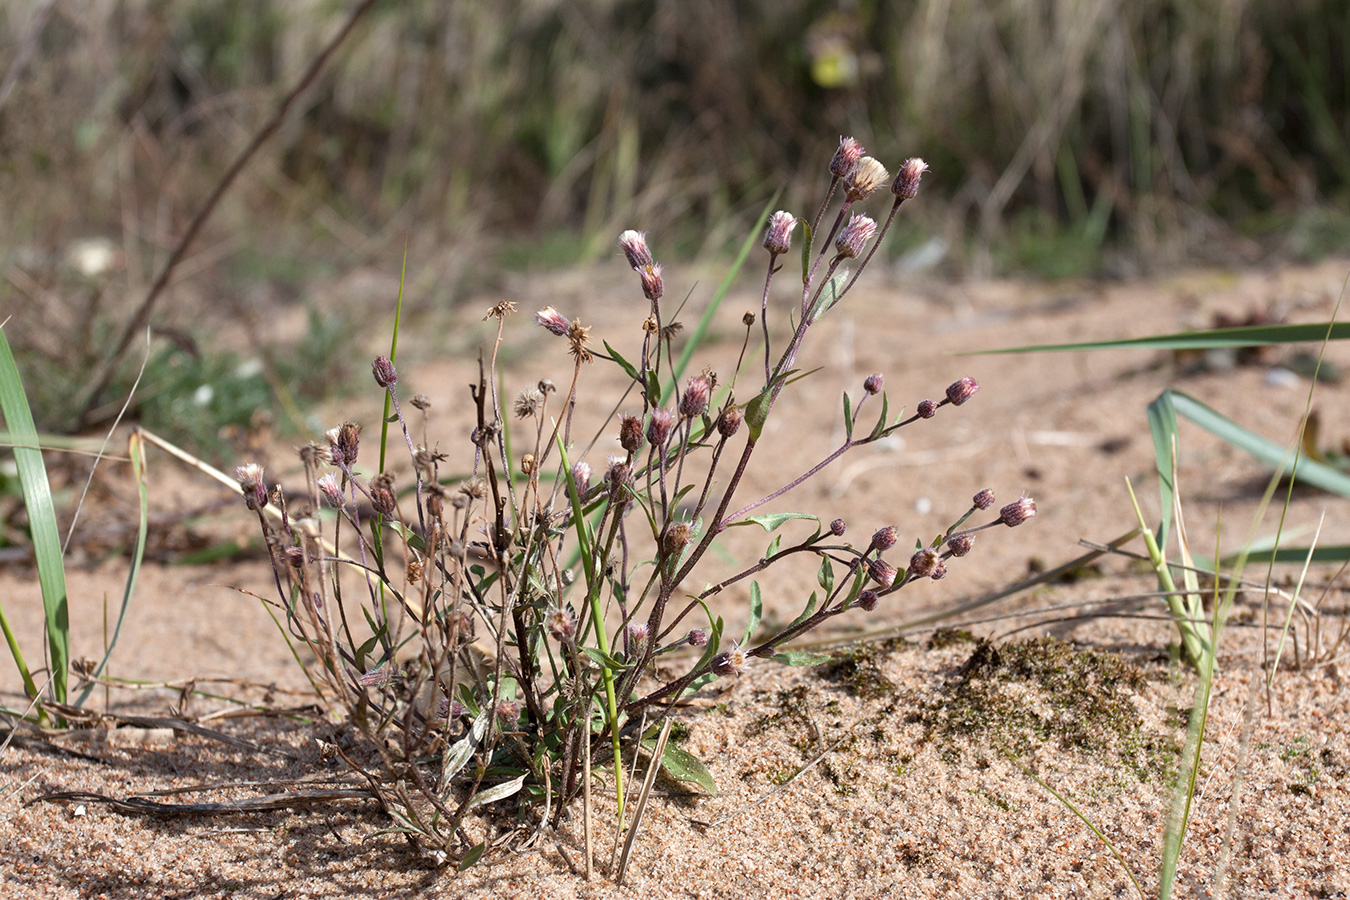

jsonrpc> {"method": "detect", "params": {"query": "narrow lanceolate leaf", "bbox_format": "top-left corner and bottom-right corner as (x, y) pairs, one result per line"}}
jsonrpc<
(466, 773), (527, 809)
(1147, 389), (1181, 552)
(841, 392), (854, 441)
(977, 321), (1350, 354)
(771, 650), (836, 667)
(731, 512), (819, 532)
(0, 329), (68, 704)
(740, 582), (763, 647)
(441, 713), (491, 781)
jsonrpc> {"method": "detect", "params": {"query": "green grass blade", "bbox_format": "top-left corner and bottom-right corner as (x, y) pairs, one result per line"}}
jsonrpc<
(0, 328), (68, 705)
(1168, 390), (1350, 496)
(75, 430), (150, 707)
(975, 321), (1350, 354)
(1147, 388), (1180, 552)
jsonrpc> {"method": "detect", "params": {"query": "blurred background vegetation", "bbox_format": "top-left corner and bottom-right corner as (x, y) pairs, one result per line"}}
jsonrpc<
(1, 0), (1348, 438)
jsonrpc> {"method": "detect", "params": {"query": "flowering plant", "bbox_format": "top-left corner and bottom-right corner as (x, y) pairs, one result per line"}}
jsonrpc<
(239, 137), (1034, 867)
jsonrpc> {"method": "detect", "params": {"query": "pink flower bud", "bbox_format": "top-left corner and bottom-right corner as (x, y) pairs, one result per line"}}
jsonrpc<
(930, 561), (948, 581)
(571, 461), (591, 497)
(371, 356), (397, 388)
(534, 306), (571, 336)
(618, 230), (653, 269)
(687, 628), (709, 647)
(972, 488), (996, 510)
(236, 463), (267, 510)
(863, 373), (884, 395)
(1000, 495), (1037, 527)
(547, 605), (576, 641)
(868, 558), (898, 588)
(891, 157), (929, 200)
(835, 214), (877, 259)
(318, 473), (344, 509)
(646, 407), (674, 447)
(829, 518), (847, 536)
(917, 399), (938, 419)
(637, 263), (664, 302)
(830, 136), (865, 179)
(680, 373), (713, 419)
(716, 405), (744, 438)
(947, 534), (974, 557)
(857, 589), (880, 611)
(945, 376), (979, 406)
(763, 210), (797, 255)
(871, 525), (899, 552)
(619, 414), (644, 453)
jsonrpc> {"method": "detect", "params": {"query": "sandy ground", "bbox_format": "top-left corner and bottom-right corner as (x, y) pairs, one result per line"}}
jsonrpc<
(3, 257), (1350, 898)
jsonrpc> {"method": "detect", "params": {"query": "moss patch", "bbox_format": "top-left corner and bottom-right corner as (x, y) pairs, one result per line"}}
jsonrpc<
(918, 636), (1171, 781)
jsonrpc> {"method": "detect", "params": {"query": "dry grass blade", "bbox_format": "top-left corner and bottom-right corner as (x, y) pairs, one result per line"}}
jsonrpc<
(33, 787), (373, 817)
(615, 718), (672, 885)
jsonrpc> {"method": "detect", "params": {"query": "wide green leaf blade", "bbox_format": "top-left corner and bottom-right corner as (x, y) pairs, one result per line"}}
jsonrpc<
(0, 329), (68, 704)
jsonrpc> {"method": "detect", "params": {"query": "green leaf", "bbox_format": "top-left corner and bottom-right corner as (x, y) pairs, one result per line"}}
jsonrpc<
(467, 773), (527, 809)
(1147, 389), (1180, 552)
(771, 650), (836, 666)
(743, 383), (774, 440)
(604, 341), (640, 380)
(976, 321), (1350, 354)
(764, 534), (782, 558)
(841, 392), (854, 440)
(581, 646), (624, 670)
(1171, 390), (1350, 496)
(807, 271), (847, 323)
(740, 582), (763, 647)
(0, 329), (67, 706)
(799, 218), (813, 284)
(646, 370), (662, 406)
(784, 591), (819, 631)
(869, 392), (890, 441)
(817, 556), (834, 594)
(731, 511), (819, 532)
(652, 740), (717, 794)
(442, 713), (491, 780)
(458, 842), (486, 871)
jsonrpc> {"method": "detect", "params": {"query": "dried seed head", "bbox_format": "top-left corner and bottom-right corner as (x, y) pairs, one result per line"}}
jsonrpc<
(947, 533), (974, 557)
(328, 422), (361, 468)
(520, 453), (535, 475)
(972, 488), (996, 510)
(999, 495), (1037, 527)
(317, 473), (344, 509)
(830, 517), (847, 536)
(863, 373), (884, 395)
(371, 473), (398, 519)
(371, 356), (398, 388)
(680, 373), (713, 419)
(356, 665), (399, 688)
(830, 136), (865, 178)
(619, 413), (644, 453)
(908, 547), (941, 579)
(460, 478), (487, 500)
(871, 525), (899, 552)
(483, 299), (517, 320)
(892, 157), (929, 200)
(945, 376), (979, 406)
(605, 457), (632, 499)
(236, 463), (268, 510)
(515, 388), (544, 418)
(868, 557), (898, 588)
(534, 306), (570, 336)
(660, 321), (684, 343)
(298, 442), (329, 468)
(763, 210), (797, 255)
(547, 605), (576, 642)
(568, 319), (594, 363)
(712, 643), (748, 677)
(284, 546), (305, 568)
(835, 213), (878, 259)
(742, 312), (756, 327)
(637, 263), (665, 302)
(571, 461), (591, 497)
(687, 628), (709, 647)
(618, 230), (654, 269)
(844, 157), (890, 202)
(716, 404), (744, 439)
(663, 521), (692, 557)
(857, 589), (880, 611)
(646, 407), (675, 447)
(410, 393), (431, 411)
(916, 399), (939, 419)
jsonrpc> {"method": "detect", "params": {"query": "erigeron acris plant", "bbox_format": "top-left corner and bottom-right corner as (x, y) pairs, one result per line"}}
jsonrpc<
(238, 137), (1035, 868)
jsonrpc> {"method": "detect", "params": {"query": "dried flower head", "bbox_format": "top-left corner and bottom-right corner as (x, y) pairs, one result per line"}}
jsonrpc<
(618, 230), (654, 269)
(534, 306), (570, 337)
(909, 547), (941, 579)
(410, 393), (431, 411)
(328, 422), (361, 468)
(637, 263), (665, 302)
(567, 319), (594, 363)
(680, 373), (713, 419)
(844, 157), (890, 202)
(716, 405), (744, 439)
(712, 642), (748, 677)
(371, 473), (398, 519)
(863, 373), (884, 395)
(871, 525), (899, 552)
(835, 214), (878, 259)
(945, 376), (979, 406)
(830, 136), (865, 178)
(646, 407), (675, 447)
(763, 210), (797, 255)
(483, 299), (517, 320)
(371, 356), (398, 389)
(999, 495), (1037, 527)
(868, 557), (898, 588)
(619, 414), (644, 453)
(547, 605), (576, 642)
(947, 533), (974, 557)
(317, 473), (344, 509)
(515, 388), (544, 418)
(236, 463), (267, 510)
(570, 461), (591, 497)
(663, 521), (692, 557)
(892, 157), (929, 200)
